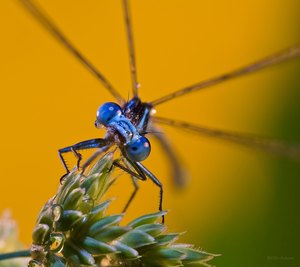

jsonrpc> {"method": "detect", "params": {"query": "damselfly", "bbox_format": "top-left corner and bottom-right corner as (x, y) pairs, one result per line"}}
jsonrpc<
(13, 0), (300, 221)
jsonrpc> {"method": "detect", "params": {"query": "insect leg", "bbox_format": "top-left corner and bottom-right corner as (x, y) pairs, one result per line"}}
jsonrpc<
(136, 162), (164, 223)
(123, 177), (139, 213)
(113, 160), (146, 181)
(58, 138), (111, 178)
(70, 147), (82, 170)
(113, 159), (146, 212)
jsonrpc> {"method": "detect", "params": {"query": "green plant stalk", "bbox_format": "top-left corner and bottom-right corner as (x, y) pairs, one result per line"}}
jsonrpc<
(0, 250), (31, 260)
(1, 152), (218, 266)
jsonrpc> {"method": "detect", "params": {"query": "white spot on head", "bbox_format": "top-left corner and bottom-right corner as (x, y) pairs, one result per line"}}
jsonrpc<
(150, 108), (157, 115)
(144, 142), (149, 148)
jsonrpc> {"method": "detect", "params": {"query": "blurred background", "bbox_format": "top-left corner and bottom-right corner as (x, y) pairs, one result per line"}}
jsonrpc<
(0, 0), (299, 266)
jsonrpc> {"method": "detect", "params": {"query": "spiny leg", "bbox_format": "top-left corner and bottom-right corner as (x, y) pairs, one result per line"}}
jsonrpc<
(113, 160), (146, 180)
(136, 162), (164, 223)
(71, 147), (82, 170)
(59, 138), (112, 180)
(123, 177), (139, 213)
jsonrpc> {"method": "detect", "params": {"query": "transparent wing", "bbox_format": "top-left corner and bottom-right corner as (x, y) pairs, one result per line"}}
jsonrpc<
(18, 0), (125, 104)
(122, 0), (139, 96)
(151, 45), (300, 106)
(149, 124), (187, 187)
(154, 116), (300, 161)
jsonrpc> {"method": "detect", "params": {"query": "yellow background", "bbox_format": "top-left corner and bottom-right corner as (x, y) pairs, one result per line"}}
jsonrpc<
(0, 1), (299, 266)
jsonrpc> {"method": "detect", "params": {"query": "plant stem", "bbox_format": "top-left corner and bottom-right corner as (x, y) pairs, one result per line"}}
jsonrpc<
(0, 250), (31, 261)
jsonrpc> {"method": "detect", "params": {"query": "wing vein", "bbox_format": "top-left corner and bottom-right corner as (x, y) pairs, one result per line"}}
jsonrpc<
(151, 45), (300, 106)
(154, 116), (300, 161)
(18, 0), (125, 103)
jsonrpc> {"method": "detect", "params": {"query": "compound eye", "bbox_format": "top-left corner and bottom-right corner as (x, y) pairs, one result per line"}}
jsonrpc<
(96, 102), (122, 126)
(125, 136), (151, 162)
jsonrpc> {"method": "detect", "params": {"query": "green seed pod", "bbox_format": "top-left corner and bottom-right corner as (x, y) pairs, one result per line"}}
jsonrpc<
(27, 150), (216, 266)
(92, 173), (114, 201)
(62, 188), (85, 210)
(135, 223), (166, 237)
(49, 260), (65, 267)
(149, 247), (185, 260)
(93, 226), (130, 243)
(86, 199), (112, 224)
(32, 224), (51, 245)
(127, 211), (167, 228)
(65, 255), (80, 267)
(56, 173), (82, 204)
(51, 204), (63, 222)
(72, 247), (95, 265)
(142, 248), (186, 267)
(55, 210), (83, 232)
(80, 173), (100, 197)
(69, 215), (88, 234)
(61, 242), (77, 262)
(64, 241), (95, 265)
(46, 254), (66, 267)
(36, 197), (55, 226)
(37, 206), (54, 227)
(118, 230), (155, 249)
(111, 241), (139, 259)
(155, 233), (180, 246)
(81, 236), (116, 255)
(177, 247), (217, 264)
(87, 214), (123, 236)
(88, 152), (114, 175)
